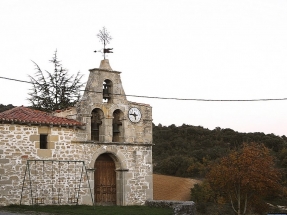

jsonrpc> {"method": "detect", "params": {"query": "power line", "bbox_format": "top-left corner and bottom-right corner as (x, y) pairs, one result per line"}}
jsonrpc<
(1, 76), (287, 102)
(0, 76), (31, 84)
(78, 90), (287, 102)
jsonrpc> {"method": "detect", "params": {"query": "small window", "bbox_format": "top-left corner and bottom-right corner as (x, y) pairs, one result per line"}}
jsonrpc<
(40, 134), (48, 149)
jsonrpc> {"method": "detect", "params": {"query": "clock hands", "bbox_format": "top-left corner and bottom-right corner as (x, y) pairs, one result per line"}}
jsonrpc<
(130, 112), (138, 120)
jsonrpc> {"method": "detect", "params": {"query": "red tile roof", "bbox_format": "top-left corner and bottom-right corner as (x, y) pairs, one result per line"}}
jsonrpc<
(0, 106), (83, 127)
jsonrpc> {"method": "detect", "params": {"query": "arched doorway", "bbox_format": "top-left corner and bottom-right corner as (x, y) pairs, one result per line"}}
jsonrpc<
(94, 153), (116, 205)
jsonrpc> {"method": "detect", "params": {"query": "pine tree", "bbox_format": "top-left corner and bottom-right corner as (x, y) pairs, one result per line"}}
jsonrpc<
(28, 50), (84, 112)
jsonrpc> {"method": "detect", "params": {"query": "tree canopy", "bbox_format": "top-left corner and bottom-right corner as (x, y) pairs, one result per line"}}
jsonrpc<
(0, 104), (15, 112)
(28, 51), (84, 112)
(207, 143), (281, 215)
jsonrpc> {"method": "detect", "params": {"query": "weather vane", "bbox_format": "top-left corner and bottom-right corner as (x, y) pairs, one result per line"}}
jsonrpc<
(94, 27), (113, 59)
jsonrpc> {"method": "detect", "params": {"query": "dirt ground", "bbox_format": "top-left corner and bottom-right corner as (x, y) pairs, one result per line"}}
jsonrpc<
(153, 174), (201, 201)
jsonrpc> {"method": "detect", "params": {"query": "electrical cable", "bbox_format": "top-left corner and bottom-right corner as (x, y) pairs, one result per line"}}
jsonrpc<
(1, 76), (287, 102)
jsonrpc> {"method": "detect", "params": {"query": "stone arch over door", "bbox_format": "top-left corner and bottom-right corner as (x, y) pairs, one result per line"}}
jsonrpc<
(90, 147), (129, 206)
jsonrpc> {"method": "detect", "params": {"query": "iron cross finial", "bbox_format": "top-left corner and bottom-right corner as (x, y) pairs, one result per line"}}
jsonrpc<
(95, 27), (113, 59)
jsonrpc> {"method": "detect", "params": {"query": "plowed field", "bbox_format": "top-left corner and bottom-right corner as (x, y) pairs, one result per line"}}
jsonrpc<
(153, 174), (201, 201)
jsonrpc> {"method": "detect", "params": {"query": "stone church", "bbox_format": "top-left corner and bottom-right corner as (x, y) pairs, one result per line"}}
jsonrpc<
(0, 59), (153, 206)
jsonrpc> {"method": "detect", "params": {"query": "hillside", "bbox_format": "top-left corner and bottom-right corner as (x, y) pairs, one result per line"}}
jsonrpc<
(153, 123), (287, 180)
(152, 124), (287, 214)
(153, 174), (201, 201)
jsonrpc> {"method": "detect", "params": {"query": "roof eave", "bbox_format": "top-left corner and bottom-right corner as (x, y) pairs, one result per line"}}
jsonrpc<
(0, 120), (85, 129)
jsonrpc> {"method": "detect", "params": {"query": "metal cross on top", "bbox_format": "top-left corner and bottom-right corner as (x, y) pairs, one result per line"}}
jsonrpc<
(95, 27), (113, 59)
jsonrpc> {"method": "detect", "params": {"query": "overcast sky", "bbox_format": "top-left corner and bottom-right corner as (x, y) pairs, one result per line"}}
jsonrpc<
(1, 0), (287, 136)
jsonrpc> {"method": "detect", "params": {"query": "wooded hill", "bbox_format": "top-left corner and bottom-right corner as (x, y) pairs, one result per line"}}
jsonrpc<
(152, 123), (287, 183)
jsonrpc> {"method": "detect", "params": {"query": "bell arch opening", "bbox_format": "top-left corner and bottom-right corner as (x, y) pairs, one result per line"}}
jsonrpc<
(103, 79), (113, 103)
(91, 108), (104, 141)
(112, 109), (124, 142)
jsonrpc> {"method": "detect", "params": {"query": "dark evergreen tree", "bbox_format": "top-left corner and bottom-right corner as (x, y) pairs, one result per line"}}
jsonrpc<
(28, 50), (84, 112)
(0, 104), (15, 112)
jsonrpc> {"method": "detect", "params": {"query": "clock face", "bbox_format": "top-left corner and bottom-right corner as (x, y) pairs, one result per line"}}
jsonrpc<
(128, 107), (141, 123)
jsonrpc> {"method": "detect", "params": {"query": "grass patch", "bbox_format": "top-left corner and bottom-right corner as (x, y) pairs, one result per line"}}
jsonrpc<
(0, 204), (173, 215)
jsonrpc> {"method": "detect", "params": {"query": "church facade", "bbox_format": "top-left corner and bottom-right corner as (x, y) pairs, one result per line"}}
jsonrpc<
(0, 60), (153, 206)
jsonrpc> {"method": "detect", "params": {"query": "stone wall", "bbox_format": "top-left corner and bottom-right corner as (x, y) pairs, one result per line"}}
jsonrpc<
(0, 124), (153, 206)
(145, 200), (196, 215)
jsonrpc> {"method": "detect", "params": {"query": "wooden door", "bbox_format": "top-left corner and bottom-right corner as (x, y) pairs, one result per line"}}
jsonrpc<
(94, 154), (116, 205)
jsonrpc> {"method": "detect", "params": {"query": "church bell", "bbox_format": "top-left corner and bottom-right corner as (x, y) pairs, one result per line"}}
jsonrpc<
(91, 123), (99, 131)
(103, 88), (110, 99)
(103, 83), (111, 100)
(113, 124), (120, 133)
